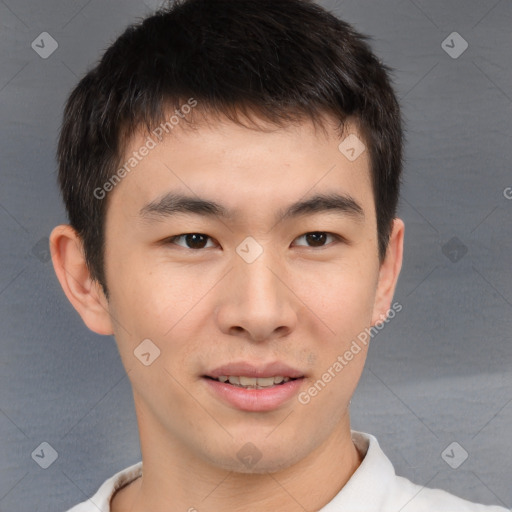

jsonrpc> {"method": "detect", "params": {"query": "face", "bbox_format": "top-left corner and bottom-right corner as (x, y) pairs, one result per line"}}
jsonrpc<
(97, 114), (400, 473)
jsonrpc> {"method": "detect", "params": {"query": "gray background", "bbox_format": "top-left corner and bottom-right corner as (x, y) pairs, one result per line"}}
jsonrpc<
(1, 0), (511, 511)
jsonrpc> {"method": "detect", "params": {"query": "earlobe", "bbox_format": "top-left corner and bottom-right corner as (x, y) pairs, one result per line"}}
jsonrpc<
(371, 218), (404, 325)
(49, 224), (114, 335)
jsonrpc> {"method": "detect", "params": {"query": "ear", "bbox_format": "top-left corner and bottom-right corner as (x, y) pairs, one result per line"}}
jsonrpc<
(49, 224), (114, 335)
(371, 218), (404, 325)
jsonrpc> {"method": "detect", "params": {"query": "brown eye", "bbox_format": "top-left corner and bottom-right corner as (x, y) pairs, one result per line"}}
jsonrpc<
(305, 232), (327, 246)
(294, 231), (337, 247)
(169, 233), (214, 249)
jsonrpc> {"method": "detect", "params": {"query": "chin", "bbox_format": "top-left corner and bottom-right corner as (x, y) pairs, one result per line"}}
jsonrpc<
(203, 444), (305, 475)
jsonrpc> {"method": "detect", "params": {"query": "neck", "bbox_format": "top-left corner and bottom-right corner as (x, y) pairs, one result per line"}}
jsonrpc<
(112, 412), (362, 512)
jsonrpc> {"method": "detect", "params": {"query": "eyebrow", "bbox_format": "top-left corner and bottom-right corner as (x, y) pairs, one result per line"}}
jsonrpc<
(138, 192), (365, 224)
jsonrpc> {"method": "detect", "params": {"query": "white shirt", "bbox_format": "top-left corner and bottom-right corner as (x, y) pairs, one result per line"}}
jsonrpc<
(66, 430), (509, 512)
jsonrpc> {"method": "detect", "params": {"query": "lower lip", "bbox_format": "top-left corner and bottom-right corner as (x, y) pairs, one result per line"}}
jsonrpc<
(203, 377), (304, 412)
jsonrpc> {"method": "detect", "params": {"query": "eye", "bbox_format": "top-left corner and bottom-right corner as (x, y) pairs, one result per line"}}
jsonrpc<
(166, 231), (341, 250)
(167, 233), (216, 250)
(293, 231), (340, 247)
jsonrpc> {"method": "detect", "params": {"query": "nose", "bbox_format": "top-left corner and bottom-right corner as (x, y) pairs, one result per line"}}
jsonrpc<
(215, 249), (299, 343)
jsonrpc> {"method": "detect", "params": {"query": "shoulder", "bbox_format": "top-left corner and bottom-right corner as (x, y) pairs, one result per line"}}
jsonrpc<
(64, 462), (143, 512)
(341, 431), (509, 512)
(387, 473), (509, 512)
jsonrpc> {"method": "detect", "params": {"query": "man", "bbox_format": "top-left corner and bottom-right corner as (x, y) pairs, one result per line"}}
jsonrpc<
(49, 0), (508, 510)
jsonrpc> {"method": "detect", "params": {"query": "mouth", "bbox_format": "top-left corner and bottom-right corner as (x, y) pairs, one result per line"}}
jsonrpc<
(202, 362), (306, 411)
(203, 375), (301, 389)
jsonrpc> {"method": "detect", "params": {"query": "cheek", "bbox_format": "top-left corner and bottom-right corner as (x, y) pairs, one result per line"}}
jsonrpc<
(292, 256), (378, 342)
(294, 260), (375, 415)
(108, 260), (204, 392)
(108, 256), (225, 381)
(110, 255), (199, 335)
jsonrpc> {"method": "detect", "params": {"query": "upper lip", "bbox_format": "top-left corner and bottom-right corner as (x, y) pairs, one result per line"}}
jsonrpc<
(205, 362), (305, 379)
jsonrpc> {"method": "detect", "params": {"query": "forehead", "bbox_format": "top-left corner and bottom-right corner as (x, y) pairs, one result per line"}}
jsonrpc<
(108, 114), (374, 223)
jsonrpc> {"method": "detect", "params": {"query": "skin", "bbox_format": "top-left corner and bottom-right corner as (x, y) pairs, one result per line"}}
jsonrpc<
(50, 113), (404, 512)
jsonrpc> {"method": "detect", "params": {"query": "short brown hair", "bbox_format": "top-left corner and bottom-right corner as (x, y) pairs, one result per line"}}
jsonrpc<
(57, 0), (403, 297)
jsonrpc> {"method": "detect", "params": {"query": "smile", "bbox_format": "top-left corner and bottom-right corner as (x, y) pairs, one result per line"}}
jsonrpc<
(207, 375), (296, 389)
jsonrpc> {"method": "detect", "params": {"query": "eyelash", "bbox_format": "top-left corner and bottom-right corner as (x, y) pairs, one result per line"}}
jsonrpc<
(165, 232), (344, 250)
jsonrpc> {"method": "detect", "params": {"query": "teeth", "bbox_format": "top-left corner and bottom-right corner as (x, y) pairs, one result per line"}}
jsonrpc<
(238, 376), (256, 386)
(251, 377), (274, 387)
(216, 376), (291, 388)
